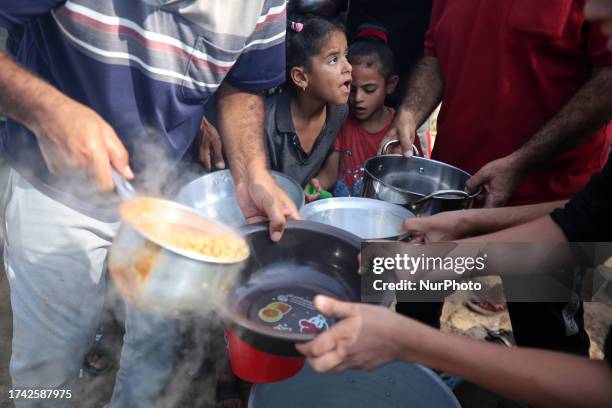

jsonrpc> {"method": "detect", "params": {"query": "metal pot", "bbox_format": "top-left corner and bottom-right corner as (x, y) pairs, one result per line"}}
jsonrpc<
(223, 221), (393, 357)
(300, 197), (414, 240)
(362, 141), (481, 216)
(108, 197), (249, 317)
(175, 170), (305, 227)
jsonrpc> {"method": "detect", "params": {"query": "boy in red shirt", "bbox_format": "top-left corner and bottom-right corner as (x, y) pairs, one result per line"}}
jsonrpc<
(306, 25), (399, 200)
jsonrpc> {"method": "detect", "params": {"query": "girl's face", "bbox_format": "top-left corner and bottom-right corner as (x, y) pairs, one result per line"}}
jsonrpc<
(349, 63), (390, 122)
(303, 31), (352, 105)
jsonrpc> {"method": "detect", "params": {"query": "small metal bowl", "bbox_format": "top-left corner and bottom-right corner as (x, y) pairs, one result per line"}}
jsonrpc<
(108, 197), (249, 317)
(300, 197), (415, 240)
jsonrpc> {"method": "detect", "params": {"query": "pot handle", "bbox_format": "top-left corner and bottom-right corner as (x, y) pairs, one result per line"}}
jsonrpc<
(381, 139), (421, 156)
(413, 189), (470, 205)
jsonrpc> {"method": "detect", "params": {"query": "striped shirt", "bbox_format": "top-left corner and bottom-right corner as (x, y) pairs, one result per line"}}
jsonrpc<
(0, 0), (286, 219)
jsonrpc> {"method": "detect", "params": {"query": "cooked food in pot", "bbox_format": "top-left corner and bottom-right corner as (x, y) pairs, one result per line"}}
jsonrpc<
(137, 222), (249, 260)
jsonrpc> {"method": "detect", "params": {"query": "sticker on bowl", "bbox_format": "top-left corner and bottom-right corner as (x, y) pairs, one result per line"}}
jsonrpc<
(273, 323), (292, 332)
(299, 314), (329, 333)
(258, 307), (283, 323)
(258, 301), (292, 323)
(269, 302), (292, 314)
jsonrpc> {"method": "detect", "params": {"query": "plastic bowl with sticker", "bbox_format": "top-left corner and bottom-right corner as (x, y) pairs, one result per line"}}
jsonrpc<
(222, 221), (394, 363)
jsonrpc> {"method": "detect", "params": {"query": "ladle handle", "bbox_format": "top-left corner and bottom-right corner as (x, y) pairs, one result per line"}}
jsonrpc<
(381, 139), (421, 157)
(111, 169), (136, 201)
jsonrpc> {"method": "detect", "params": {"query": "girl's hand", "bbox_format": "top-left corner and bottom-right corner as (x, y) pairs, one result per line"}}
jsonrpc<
(305, 178), (323, 202)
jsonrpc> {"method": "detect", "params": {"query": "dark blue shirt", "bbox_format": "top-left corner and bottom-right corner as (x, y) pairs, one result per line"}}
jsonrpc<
(0, 0), (286, 219)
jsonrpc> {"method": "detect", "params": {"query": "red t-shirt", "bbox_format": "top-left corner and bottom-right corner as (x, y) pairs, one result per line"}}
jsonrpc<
(335, 109), (395, 188)
(426, 0), (612, 205)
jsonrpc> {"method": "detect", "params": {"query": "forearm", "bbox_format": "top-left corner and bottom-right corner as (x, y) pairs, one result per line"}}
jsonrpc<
(315, 152), (339, 190)
(459, 215), (575, 280)
(398, 323), (612, 408)
(456, 200), (567, 237)
(512, 65), (612, 170)
(0, 50), (64, 133)
(397, 56), (444, 128)
(217, 83), (269, 183)
(461, 214), (566, 244)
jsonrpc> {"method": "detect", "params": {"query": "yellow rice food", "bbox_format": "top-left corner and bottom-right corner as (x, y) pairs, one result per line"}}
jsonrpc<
(138, 222), (249, 260)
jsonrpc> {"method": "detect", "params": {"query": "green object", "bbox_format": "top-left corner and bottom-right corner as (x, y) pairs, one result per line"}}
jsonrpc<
(319, 189), (333, 199)
(306, 184), (333, 200)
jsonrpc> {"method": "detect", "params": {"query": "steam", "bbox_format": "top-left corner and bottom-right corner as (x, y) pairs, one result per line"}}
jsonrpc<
(8, 119), (222, 406)
(73, 287), (229, 407)
(9, 119), (208, 221)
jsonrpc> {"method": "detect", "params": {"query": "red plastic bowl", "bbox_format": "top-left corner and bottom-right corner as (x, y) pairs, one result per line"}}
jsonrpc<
(226, 328), (305, 383)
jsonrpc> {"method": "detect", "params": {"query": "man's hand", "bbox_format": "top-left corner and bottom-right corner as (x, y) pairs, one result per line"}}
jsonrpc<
(216, 83), (300, 241)
(296, 295), (405, 372)
(197, 116), (225, 171)
(235, 169), (301, 241)
(466, 155), (526, 208)
(379, 110), (417, 156)
(0, 52), (132, 191)
(305, 177), (322, 202)
(401, 211), (471, 242)
(34, 97), (133, 191)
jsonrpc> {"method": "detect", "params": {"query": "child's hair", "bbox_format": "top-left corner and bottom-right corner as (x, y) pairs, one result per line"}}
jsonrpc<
(348, 24), (395, 81)
(285, 14), (346, 88)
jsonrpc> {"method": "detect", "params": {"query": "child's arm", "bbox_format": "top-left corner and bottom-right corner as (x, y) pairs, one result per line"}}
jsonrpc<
(305, 151), (339, 202)
(315, 151), (339, 190)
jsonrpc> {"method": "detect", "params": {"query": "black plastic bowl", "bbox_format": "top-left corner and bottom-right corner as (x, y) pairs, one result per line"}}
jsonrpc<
(222, 220), (393, 357)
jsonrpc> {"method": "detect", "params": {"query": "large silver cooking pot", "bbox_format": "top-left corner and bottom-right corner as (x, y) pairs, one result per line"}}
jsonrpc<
(362, 141), (481, 216)
(175, 170), (305, 227)
(108, 197), (249, 317)
(300, 197), (414, 240)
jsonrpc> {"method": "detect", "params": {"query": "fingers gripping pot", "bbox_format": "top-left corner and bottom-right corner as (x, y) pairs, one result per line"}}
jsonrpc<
(175, 170), (305, 227)
(361, 140), (481, 216)
(108, 197), (249, 317)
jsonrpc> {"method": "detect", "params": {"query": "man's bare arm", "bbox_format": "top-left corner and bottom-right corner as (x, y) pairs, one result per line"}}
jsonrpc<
(398, 320), (612, 408)
(398, 55), (445, 130)
(0, 50), (58, 132)
(381, 56), (444, 155)
(403, 200), (567, 242)
(216, 83), (268, 183)
(466, 66), (612, 207)
(507, 66), (612, 172)
(216, 83), (300, 240)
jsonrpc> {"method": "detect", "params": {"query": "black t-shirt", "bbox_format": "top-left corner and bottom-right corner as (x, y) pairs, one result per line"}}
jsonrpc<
(550, 161), (612, 369)
(550, 157), (612, 242)
(347, 0), (432, 75)
(346, 0), (433, 106)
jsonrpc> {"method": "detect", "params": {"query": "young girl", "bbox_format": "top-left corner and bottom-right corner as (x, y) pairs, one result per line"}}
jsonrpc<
(306, 24), (399, 200)
(196, 16), (351, 192)
(266, 16), (352, 188)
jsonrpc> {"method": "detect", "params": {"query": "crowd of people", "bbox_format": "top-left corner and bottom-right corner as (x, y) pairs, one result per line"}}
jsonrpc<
(0, 0), (611, 407)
